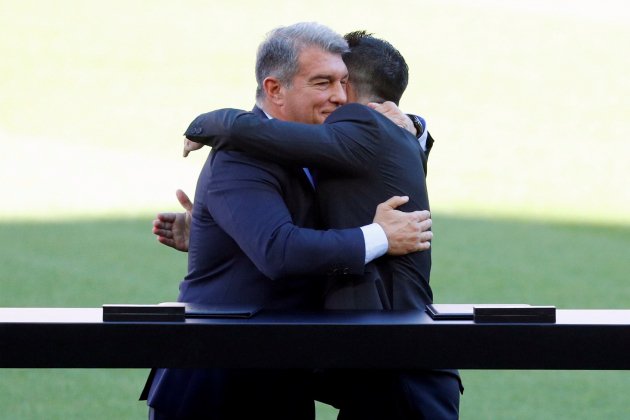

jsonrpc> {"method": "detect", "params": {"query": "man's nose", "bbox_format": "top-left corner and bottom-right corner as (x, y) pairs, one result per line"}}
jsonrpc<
(330, 81), (347, 105)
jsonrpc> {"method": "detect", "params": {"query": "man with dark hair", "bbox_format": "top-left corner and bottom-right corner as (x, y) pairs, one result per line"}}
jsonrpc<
(182, 31), (461, 419)
(143, 23), (435, 420)
(342, 30), (409, 106)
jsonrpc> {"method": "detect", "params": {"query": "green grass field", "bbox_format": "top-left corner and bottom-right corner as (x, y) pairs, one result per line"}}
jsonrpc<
(1, 0), (629, 418)
(1, 216), (628, 419)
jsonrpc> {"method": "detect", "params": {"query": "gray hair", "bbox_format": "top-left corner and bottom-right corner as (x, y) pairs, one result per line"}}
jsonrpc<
(255, 22), (348, 102)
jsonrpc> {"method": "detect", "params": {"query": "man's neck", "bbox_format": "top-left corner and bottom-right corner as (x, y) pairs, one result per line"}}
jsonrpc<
(258, 107), (274, 120)
(355, 94), (376, 106)
(257, 101), (282, 120)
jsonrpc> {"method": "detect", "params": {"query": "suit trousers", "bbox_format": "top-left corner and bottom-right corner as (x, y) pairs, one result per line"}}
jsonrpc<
(147, 368), (315, 420)
(314, 369), (461, 420)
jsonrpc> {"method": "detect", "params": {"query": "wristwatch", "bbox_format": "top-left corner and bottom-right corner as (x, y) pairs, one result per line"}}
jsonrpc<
(409, 115), (424, 138)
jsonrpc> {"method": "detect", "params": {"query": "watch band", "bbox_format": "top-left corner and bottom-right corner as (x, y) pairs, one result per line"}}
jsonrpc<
(410, 115), (424, 138)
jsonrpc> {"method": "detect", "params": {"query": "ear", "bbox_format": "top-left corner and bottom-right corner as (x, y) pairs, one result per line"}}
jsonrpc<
(262, 77), (284, 105)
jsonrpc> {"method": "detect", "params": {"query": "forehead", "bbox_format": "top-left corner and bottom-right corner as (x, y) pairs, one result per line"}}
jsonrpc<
(295, 46), (348, 79)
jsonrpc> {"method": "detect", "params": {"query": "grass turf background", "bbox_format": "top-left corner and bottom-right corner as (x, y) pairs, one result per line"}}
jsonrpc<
(1, 216), (628, 419)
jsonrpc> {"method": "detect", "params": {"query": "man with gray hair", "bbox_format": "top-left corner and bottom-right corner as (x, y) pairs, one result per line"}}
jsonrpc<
(179, 29), (462, 420)
(143, 22), (434, 419)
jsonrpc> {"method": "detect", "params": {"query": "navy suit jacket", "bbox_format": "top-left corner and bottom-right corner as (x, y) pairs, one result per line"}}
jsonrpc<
(186, 103), (433, 310)
(145, 106), (366, 415)
(181, 105), (366, 307)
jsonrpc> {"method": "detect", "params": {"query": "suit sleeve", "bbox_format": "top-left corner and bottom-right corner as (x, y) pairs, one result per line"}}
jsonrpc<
(185, 104), (381, 174)
(206, 150), (366, 280)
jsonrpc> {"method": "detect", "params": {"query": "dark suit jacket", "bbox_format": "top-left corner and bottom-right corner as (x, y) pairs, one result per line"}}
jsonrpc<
(180, 120), (366, 309)
(145, 106), (366, 416)
(186, 103), (433, 310)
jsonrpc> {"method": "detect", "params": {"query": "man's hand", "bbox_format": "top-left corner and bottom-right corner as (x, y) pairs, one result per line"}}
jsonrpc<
(152, 189), (193, 252)
(373, 196), (433, 255)
(183, 138), (205, 157)
(367, 101), (416, 136)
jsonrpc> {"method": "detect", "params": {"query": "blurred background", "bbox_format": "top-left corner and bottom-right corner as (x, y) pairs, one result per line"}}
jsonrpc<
(1, 0), (628, 418)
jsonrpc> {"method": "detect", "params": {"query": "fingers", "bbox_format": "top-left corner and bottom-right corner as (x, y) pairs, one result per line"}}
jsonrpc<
(153, 227), (174, 239)
(183, 139), (192, 157)
(386, 229), (432, 255)
(157, 235), (177, 249)
(419, 217), (432, 233)
(402, 209), (431, 223)
(152, 219), (174, 239)
(417, 230), (433, 249)
(156, 212), (177, 224)
(382, 211), (433, 255)
(153, 214), (176, 238)
(367, 101), (398, 117)
(407, 219), (432, 240)
(183, 139), (204, 157)
(367, 101), (395, 111)
(367, 102), (390, 110)
(175, 189), (193, 212)
(413, 213), (432, 249)
(405, 227), (433, 253)
(417, 241), (431, 251)
(379, 195), (409, 210)
(153, 220), (168, 231)
(417, 209), (431, 221)
(413, 220), (433, 251)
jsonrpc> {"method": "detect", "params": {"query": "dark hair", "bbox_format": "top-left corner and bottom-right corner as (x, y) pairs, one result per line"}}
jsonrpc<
(342, 31), (408, 105)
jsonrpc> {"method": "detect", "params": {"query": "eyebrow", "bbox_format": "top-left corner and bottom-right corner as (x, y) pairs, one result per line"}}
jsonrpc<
(309, 73), (349, 81)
